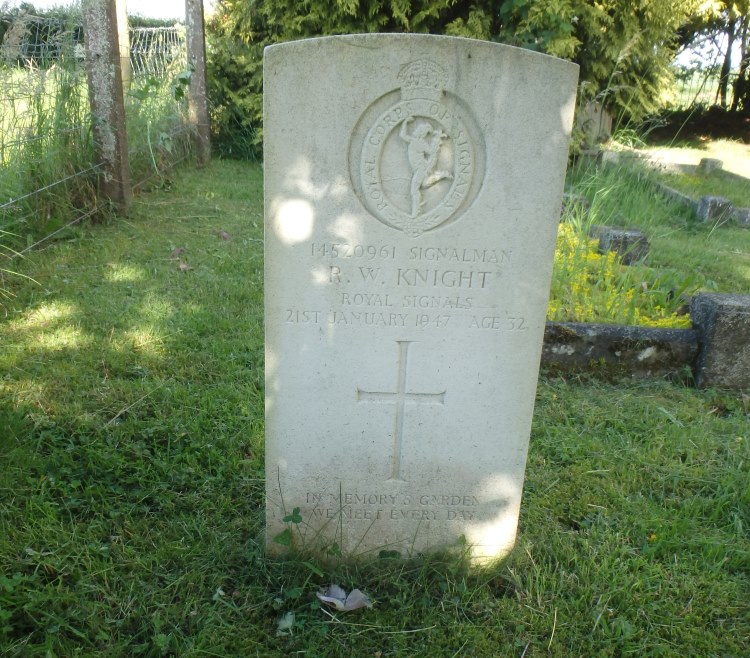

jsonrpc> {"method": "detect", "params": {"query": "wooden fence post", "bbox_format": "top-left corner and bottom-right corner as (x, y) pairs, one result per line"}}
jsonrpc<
(185, 0), (211, 165)
(82, 0), (131, 212)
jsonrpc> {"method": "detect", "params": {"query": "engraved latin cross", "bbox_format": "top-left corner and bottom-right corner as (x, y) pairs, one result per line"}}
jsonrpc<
(356, 340), (446, 481)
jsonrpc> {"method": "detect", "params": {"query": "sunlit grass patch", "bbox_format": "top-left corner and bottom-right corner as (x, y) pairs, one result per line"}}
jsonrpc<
(105, 262), (147, 282)
(641, 138), (750, 179)
(659, 169), (750, 208)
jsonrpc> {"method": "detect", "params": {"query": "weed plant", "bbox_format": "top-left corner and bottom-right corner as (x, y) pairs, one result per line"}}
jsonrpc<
(549, 222), (693, 328)
(1, 160), (748, 656)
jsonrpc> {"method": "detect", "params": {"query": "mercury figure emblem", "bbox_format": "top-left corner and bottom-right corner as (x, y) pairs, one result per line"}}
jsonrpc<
(399, 117), (453, 218)
(349, 59), (485, 237)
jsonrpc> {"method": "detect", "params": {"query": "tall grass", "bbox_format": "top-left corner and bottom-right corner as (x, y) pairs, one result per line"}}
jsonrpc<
(0, 57), (96, 254)
(0, 17), (191, 258)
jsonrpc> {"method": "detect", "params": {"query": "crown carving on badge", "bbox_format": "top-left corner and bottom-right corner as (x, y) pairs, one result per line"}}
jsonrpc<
(397, 60), (449, 101)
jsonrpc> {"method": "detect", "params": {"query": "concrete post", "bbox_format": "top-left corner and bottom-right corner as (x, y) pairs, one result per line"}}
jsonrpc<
(82, 0), (131, 211)
(185, 0), (211, 165)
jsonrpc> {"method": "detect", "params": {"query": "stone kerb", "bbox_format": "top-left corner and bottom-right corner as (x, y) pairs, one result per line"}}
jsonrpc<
(540, 295), (750, 390)
(542, 322), (699, 379)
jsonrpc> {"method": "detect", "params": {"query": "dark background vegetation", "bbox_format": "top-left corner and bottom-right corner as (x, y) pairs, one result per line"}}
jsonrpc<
(205, 0), (750, 158)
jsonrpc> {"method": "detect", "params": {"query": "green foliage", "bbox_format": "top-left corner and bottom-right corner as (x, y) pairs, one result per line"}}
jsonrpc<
(495, 0), (704, 120)
(207, 0), (701, 156)
(207, 0), (463, 157)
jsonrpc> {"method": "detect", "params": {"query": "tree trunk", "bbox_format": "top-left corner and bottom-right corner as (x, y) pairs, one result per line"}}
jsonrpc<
(717, 15), (736, 108)
(731, 13), (749, 112)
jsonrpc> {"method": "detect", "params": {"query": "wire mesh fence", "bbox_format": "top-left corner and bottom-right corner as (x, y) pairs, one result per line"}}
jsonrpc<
(0, 12), (191, 260)
(669, 69), (740, 110)
(131, 26), (186, 78)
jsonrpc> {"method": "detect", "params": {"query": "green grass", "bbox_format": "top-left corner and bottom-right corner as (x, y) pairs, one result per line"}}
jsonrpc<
(1, 159), (748, 655)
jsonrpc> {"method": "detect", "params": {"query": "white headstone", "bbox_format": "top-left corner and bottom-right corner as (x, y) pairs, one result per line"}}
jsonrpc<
(264, 34), (578, 561)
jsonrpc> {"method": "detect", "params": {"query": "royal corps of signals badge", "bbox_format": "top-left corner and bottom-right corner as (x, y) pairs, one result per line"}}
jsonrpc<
(349, 60), (486, 237)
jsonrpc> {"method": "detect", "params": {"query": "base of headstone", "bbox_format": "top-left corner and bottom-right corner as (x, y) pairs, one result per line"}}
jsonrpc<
(691, 293), (750, 389)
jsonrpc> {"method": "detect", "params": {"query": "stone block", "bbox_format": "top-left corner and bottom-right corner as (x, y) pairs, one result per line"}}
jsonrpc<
(697, 158), (723, 174)
(734, 207), (750, 227)
(597, 227), (650, 264)
(600, 150), (620, 165)
(696, 196), (734, 224)
(691, 293), (750, 389)
(560, 192), (590, 220)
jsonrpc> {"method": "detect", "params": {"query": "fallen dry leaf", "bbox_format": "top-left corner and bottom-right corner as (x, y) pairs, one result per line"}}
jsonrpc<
(170, 247), (186, 260)
(316, 584), (372, 611)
